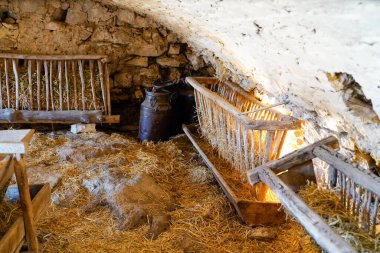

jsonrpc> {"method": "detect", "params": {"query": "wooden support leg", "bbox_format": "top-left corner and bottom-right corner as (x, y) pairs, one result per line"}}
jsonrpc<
(13, 154), (39, 252)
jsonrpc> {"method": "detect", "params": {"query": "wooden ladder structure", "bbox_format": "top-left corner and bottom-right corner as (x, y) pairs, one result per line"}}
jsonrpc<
(0, 53), (119, 124)
(247, 136), (380, 253)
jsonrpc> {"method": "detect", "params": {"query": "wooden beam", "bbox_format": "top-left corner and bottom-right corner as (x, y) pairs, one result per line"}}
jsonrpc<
(247, 136), (339, 185)
(313, 145), (380, 197)
(0, 53), (108, 62)
(0, 109), (103, 123)
(257, 167), (355, 253)
(12, 59), (19, 110)
(0, 184), (51, 253)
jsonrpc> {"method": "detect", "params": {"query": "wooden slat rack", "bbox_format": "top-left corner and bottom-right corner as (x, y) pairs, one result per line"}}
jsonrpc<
(186, 77), (302, 173)
(0, 53), (119, 124)
(247, 136), (380, 253)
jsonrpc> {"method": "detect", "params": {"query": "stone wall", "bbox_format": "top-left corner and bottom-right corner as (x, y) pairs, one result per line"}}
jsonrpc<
(0, 0), (214, 107)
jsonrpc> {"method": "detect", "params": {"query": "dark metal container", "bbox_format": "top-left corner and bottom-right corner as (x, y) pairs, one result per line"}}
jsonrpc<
(138, 88), (173, 142)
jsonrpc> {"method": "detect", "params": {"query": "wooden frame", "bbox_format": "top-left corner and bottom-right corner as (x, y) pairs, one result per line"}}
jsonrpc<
(246, 136), (380, 253)
(0, 53), (119, 124)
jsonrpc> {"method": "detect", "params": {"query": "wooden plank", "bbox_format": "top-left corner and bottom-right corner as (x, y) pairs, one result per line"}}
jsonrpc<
(0, 184), (51, 253)
(14, 155), (38, 252)
(12, 59), (19, 110)
(0, 109), (118, 124)
(89, 60), (97, 110)
(0, 155), (13, 189)
(247, 136), (338, 185)
(313, 146), (380, 197)
(257, 167), (355, 253)
(0, 53), (108, 61)
(0, 129), (34, 154)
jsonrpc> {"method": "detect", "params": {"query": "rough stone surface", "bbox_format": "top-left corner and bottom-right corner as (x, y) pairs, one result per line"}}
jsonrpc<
(119, 0), (380, 162)
(156, 54), (188, 67)
(0, 0), (213, 105)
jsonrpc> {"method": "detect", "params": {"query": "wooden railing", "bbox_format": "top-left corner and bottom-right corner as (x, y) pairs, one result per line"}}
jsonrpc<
(247, 136), (380, 253)
(0, 53), (119, 124)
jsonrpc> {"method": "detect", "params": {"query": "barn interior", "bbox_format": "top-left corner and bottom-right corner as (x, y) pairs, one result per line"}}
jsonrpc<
(0, 0), (379, 252)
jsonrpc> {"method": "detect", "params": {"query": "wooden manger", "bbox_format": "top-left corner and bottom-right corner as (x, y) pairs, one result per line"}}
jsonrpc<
(0, 129), (51, 253)
(0, 53), (119, 124)
(183, 124), (286, 226)
(247, 136), (380, 253)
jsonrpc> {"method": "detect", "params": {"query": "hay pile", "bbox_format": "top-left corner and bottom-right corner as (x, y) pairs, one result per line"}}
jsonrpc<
(21, 131), (319, 253)
(298, 183), (380, 252)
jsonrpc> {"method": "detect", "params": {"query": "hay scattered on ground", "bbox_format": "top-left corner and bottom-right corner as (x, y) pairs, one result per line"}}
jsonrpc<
(21, 131), (320, 253)
(0, 199), (21, 237)
(298, 183), (380, 252)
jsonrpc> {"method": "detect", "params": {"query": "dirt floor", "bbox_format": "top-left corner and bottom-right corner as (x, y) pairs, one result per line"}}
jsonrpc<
(10, 130), (320, 253)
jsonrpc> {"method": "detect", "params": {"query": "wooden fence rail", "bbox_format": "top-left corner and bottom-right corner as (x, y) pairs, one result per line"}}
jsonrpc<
(0, 53), (118, 124)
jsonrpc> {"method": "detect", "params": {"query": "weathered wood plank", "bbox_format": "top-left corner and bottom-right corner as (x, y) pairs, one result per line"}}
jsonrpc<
(0, 155), (13, 190)
(89, 60), (97, 110)
(104, 63), (111, 115)
(44, 60), (49, 111)
(97, 60), (107, 114)
(36, 61), (41, 111)
(28, 60), (33, 110)
(0, 53), (108, 61)
(4, 59), (10, 108)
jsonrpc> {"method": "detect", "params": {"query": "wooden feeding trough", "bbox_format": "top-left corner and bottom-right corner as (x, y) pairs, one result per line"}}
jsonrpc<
(0, 129), (51, 253)
(0, 53), (119, 124)
(183, 124), (285, 226)
(186, 77), (302, 172)
(247, 136), (380, 253)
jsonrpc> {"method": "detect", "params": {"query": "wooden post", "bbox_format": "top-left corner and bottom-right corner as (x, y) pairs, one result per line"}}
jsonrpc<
(78, 60), (85, 110)
(49, 61), (54, 110)
(12, 59), (19, 110)
(71, 61), (78, 110)
(97, 60), (107, 114)
(64, 60), (69, 110)
(13, 154), (39, 252)
(44, 60), (49, 111)
(58, 61), (63, 110)
(28, 60), (33, 110)
(4, 59), (10, 108)
(36, 61), (41, 111)
(104, 63), (111, 115)
(89, 60), (97, 110)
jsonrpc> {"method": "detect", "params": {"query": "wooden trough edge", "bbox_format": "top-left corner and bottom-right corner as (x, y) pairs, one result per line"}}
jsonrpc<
(182, 124), (286, 226)
(0, 109), (120, 124)
(0, 183), (51, 253)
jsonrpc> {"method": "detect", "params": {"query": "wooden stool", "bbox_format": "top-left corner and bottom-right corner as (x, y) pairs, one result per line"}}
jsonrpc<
(0, 129), (38, 252)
